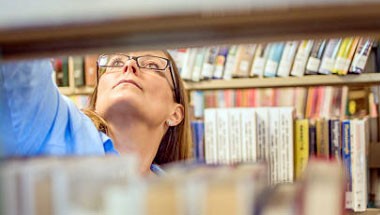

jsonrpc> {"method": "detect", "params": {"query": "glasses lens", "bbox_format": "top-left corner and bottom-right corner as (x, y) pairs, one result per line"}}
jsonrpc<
(137, 56), (168, 70)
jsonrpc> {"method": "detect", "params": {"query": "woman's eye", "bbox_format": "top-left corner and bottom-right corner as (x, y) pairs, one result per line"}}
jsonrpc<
(146, 63), (159, 69)
(111, 60), (124, 67)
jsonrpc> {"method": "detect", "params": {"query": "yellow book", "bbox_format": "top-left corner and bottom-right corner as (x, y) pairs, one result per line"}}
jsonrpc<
(338, 37), (359, 75)
(332, 37), (353, 74)
(294, 119), (309, 179)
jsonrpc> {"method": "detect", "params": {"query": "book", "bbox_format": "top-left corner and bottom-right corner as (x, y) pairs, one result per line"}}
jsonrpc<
(333, 37), (360, 75)
(318, 39), (342, 75)
(294, 119), (309, 180)
(305, 40), (327, 75)
(342, 120), (352, 209)
(216, 108), (230, 164)
(72, 56), (85, 87)
(264, 42), (285, 77)
(213, 46), (229, 79)
(309, 120), (317, 156)
(290, 40), (314, 77)
(316, 118), (329, 158)
(349, 38), (373, 74)
(277, 41), (299, 77)
(228, 109), (242, 164)
(328, 119), (341, 160)
(233, 44), (257, 78)
(204, 109), (218, 164)
(84, 55), (98, 87)
(223, 46), (238, 80)
(250, 44), (270, 77)
(191, 120), (205, 162)
(191, 48), (206, 82)
(240, 108), (257, 162)
(202, 47), (219, 79)
(180, 48), (197, 81)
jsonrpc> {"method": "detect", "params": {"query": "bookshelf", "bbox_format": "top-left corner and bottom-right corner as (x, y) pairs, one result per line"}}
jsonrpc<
(2, 1), (380, 214)
(184, 73), (380, 90)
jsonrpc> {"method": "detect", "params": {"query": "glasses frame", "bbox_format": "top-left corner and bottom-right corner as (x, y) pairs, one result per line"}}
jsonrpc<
(96, 54), (180, 103)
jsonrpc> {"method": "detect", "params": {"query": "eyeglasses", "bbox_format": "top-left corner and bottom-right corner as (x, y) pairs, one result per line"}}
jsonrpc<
(97, 54), (180, 103)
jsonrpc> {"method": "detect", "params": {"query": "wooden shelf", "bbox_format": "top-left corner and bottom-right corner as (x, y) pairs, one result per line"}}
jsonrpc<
(1, 1), (380, 60)
(348, 208), (380, 215)
(59, 86), (94, 96)
(184, 73), (380, 90)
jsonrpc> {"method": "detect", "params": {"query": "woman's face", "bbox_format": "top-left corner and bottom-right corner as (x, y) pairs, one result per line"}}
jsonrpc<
(95, 50), (180, 127)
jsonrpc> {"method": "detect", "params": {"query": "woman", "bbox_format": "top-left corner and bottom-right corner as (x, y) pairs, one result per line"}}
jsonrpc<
(0, 50), (191, 175)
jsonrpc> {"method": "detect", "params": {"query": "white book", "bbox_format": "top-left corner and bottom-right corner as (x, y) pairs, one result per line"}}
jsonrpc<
(351, 118), (369, 212)
(240, 108), (257, 162)
(228, 109), (242, 164)
(201, 47), (219, 79)
(279, 107), (295, 183)
(277, 41), (299, 77)
(290, 40), (314, 77)
(216, 108), (230, 164)
(191, 48), (206, 82)
(255, 108), (269, 164)
(250, 44), (271, 77)
(223, 46), (238, 80)
(320, 86), (333, 118)
(180, 48), (198, 81)
(190, 91), (205, 118)
(268, 108), (280, 184)
(204, 109), (218, 164)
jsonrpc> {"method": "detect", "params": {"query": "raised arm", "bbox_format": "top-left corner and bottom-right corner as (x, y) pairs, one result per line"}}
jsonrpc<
(0, 59), (105, 157)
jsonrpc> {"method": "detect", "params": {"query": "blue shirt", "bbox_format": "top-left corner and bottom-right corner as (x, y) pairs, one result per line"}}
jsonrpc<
(0, 59), (163, 175)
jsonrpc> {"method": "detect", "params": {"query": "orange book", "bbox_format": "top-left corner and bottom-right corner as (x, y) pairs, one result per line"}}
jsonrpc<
(84, 55), (98, 87)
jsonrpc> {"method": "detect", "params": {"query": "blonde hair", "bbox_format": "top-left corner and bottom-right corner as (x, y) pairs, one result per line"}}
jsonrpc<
(83, 51), (192, 165)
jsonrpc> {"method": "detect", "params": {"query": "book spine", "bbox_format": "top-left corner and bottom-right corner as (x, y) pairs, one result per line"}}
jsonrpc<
(204, 109), (217, 164)
(228, 109), (242, 164)
(264, 42), (285, 77)
(290, 40), (314, 77)
(305, 40), (327, 75)
(319, 39), (342, 74)
(222, 46), (238, 80)
(202, 47), (219, 79)
(316, 118), (329, 158)
(268, 108), (280, 184)
(255, 108), (268, 162)
(216, 109), (230, 164)
(234, 45), (257, 78)
(335, 37), (360, 75)
(84, 55), (98, 87)
(349, 38), (373, 74)
(250, 44), (270, 77)
(191, 48), (206, 82)
(180, 48), (197, 81)
(280, 107), (295, 183)
(295, 119), (309, 180)
(73, 56), (85, 87)
(277, 41), (299, 77)
(213, 47), (229, 79)
(190, 91), (205, 118)
(309, 120), (317, 156)
(62, 57), (70, 87)
(342, 120), (352, 209)
(329, 119), (341, 160)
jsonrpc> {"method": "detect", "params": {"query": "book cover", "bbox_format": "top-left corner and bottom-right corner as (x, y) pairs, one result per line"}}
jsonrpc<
(290, 40), (314, 77)
(295, 119), (309, 180)
(318, 39), (342, 75)
(349, 38), (373, 74)
(305, 40), (327, 75)
(277, 41), (299, 77)
(264, 42), (285, 77)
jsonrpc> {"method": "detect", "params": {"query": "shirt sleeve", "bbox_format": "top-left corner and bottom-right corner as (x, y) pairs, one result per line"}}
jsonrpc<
(0, 59), (105, 157)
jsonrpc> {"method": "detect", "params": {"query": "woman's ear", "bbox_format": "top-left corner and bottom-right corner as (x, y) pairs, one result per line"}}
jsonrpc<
(166, 104), (184, 126)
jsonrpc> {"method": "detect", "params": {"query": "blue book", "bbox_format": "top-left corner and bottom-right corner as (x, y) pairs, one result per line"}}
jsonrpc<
(342, 120), (352, 208)
(191, 120), (205, 163)
(264, 42), (285, 77)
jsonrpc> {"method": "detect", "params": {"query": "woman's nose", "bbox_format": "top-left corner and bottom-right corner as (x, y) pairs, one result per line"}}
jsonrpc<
(123, 59), (138, 75)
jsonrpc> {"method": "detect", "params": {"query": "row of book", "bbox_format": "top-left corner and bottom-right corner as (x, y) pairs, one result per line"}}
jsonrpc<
(0, 157), (344, 215)
(196, 107), (371, 211)
(52, 55), (98, 88)
(190, 85), (375, 120)
(169, 37), (377, 82)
